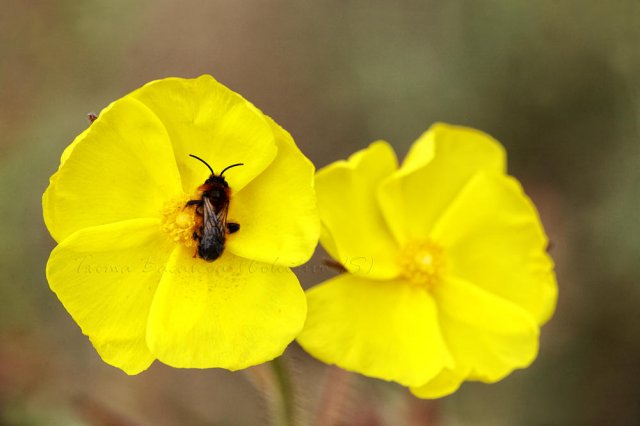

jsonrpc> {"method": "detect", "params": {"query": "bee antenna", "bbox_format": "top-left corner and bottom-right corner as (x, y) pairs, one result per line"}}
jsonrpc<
(220, 163), (244, 176)
(189, 154), (215, 175)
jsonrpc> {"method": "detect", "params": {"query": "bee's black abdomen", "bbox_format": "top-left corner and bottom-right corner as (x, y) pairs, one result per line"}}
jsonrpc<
(198, 246), (224, 262)
(198, 235), (225, 262)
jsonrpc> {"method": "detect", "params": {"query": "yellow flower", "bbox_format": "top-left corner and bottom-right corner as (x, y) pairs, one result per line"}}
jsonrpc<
(297, 123), (557, 398)
(43, 75), (319, 374)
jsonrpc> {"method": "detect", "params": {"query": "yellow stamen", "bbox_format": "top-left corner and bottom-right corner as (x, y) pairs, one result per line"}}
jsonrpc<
(399, 240), (446, 289)
(159, 194), (201, 248)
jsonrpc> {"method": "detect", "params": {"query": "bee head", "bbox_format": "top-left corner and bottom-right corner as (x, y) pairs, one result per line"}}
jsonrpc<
(205, 175), (229, 188)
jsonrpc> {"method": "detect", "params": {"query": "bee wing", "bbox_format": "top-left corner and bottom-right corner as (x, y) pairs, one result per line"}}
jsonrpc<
(215, 199), (230, 231)
(202, 196), (226, 242)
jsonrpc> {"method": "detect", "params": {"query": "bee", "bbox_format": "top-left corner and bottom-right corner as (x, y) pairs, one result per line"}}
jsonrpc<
(187, 154), (243, 262)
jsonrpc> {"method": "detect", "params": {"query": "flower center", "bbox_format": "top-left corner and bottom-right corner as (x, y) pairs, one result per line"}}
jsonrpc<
(159, 194), (202, 248)
(399, 240), (446, 289)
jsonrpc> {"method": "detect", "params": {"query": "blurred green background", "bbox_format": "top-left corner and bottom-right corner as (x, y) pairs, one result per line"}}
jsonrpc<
(1, 1), (639, 425)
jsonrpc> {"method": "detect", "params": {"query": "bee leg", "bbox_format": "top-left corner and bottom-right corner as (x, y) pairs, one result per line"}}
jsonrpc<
(185, 199), (203, 208)
(192, 239), (200, 259)
(227, 222), (240, 234)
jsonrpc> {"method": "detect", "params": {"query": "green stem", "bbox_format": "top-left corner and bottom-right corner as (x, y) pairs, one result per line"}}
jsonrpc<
(269, 357), (296, 426)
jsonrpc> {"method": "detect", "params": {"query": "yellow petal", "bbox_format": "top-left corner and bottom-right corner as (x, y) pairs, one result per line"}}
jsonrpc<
(410, 368), (467, 399)
(431, 172), (557, 324)
(226, 117), (319, 266)
(433, 276), (539, 383)
(378, 123), (506, 244)
(146, 246), (306, 370)
(297, 274), (453, 387)
(130, 75), (278, 193)
(59, 127), (89, 166)
(46, 219), (175, 374)
(315, 141), (401, 279)
(43, 95), (183, 243)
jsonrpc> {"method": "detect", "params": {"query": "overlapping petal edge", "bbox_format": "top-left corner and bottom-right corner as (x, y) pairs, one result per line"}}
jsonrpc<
(297, 123), (557, 398)
(43, 75), (319, 373)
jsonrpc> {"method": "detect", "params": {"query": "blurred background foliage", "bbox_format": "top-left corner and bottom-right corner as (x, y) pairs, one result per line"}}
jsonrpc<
(1, 1), (639, 425)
